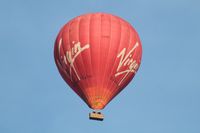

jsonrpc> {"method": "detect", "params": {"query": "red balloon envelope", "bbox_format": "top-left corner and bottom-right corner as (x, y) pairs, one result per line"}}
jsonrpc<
(54, 13), (142, 110)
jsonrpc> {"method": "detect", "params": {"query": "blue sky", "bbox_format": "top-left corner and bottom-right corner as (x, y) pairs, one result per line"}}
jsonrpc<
(0, 0), (200, 133)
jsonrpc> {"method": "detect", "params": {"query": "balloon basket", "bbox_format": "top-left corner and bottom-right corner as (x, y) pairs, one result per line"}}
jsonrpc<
(89, 111), (104, 121)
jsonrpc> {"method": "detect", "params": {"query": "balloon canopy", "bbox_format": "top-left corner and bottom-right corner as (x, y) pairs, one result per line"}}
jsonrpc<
(54, 13), (142, 110)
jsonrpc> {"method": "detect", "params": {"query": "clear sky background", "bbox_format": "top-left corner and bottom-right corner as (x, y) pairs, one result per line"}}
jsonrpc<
(0, 0), (200, 133)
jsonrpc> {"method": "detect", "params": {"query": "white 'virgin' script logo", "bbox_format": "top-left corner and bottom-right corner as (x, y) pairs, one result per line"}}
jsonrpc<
(58, 38), (90, 81)
(115, 42), (139, 85)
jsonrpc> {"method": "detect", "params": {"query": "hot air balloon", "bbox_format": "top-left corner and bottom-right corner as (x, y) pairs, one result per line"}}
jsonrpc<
(54, 13), (142, 121)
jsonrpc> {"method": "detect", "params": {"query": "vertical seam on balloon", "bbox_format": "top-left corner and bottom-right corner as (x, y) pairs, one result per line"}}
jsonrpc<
(92, 15), (98, 108)
(85, 15), (91, 107)
(77, 16), (91, 106)
(88, 14), (95, 108)
(96, 13), (102, 109)
(104, 17), (122, 105)
(101, 14), (112, 106)
(67, 21), (85, 102)
(78, 17), (92, 107)
(98, 13), (104, 107)
(91, 14), (98, 109)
